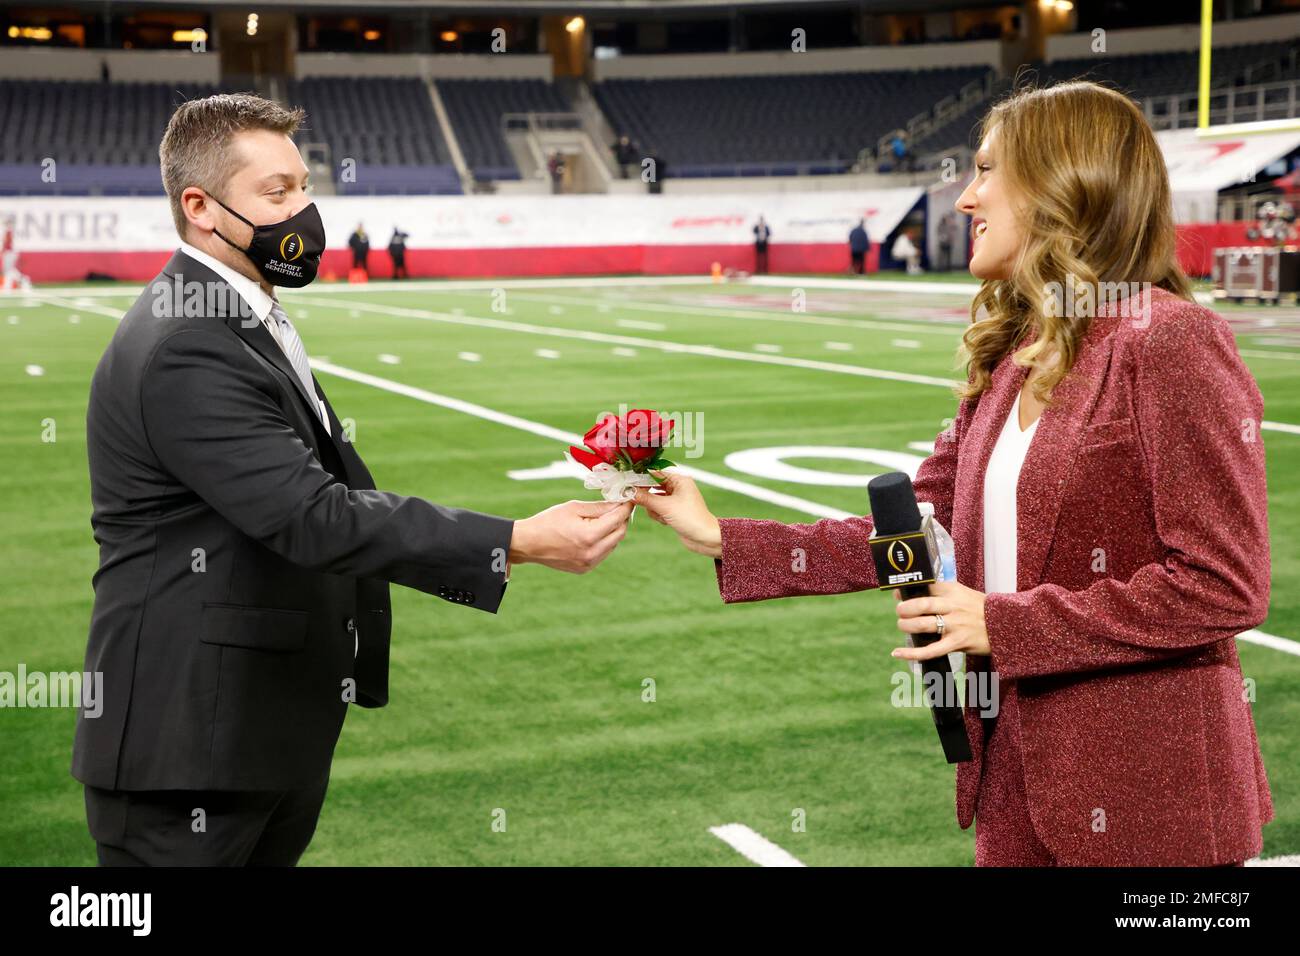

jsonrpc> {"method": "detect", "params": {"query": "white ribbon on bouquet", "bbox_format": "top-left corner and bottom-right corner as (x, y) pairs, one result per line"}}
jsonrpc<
(582, 462), (657, 503)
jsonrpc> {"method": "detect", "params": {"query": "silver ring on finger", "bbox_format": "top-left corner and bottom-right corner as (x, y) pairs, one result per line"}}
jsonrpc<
(934, 614), (945, 637)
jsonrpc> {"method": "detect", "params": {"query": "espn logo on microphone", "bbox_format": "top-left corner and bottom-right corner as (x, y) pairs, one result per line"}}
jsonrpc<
(870, 526), (937, 589)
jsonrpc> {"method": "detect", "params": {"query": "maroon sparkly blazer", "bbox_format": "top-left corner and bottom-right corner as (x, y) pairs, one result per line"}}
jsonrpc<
(713, 287), (1273, 866)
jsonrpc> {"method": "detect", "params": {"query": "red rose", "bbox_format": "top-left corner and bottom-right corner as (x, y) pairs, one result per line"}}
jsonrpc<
(568, 409), (675, 472)
(621, 409), (673, 463)
(582, 415), (622, 464)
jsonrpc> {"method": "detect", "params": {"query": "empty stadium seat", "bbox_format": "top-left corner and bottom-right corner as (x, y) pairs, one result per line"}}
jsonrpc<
(437, 78), (575, 181)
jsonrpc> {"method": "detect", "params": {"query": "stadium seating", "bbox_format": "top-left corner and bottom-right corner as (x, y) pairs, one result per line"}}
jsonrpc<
(0, 37), (1292, 195)
(914, 40), (1300, 156)
(0, 77), (462, 196)
(591, 67), (991, 176)
(437, 78), (575, 181)
(0, 79), (222, 195)
(285, 77), (461, 194)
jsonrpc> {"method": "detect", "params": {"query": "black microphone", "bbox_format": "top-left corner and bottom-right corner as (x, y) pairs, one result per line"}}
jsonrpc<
(867, 472), (972, 764)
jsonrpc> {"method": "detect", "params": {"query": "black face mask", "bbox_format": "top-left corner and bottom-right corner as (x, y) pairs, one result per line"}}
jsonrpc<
(212, 196), (325, 288)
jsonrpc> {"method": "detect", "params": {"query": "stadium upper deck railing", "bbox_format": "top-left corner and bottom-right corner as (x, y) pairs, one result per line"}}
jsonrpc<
(1143, 78), (1300, 130)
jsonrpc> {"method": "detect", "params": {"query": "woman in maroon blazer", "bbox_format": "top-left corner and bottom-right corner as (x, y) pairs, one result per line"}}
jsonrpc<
(635, 81), (1274, 866)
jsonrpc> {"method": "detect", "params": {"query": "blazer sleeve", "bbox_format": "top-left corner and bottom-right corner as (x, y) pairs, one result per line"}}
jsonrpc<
(984, 306), (1270, 680)
(140, 328), (513, 612)
(713, 390), (975, 603)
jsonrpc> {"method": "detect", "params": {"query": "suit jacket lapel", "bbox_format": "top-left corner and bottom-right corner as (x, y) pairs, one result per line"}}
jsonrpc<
(162, 250), (329, 440)
(954, 311), (1122, 595)
(952, 342), (1025, 598)
(1013, 313), (1121, 591)
(225, 312), (331, 442)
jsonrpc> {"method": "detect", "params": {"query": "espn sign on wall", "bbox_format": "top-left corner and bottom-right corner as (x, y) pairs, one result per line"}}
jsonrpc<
(0, 189), (923, 282)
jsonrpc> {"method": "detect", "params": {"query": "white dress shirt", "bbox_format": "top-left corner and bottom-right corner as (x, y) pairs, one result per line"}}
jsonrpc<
(983, 386), (1039, 595)
(179, 240), (274, 326)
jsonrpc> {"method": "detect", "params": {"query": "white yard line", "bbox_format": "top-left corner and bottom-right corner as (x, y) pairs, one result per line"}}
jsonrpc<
(19, 275), (717, 299)
(510, 290), (968, 336)
(708, 824), (806, 867)
(1238, 629), (1300, 657)
(744, 274), (1221, 306)
(1240, 348), (1300, 362)
(295, 295), (960, 389)
(18, 288), (1300, 440)
(33, 295), (128, 319)
(295, 294), (1300, 437)
(706, 825), (1296, 867)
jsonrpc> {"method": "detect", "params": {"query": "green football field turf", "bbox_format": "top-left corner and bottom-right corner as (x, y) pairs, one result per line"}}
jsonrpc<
(1, 275), (1296, 866)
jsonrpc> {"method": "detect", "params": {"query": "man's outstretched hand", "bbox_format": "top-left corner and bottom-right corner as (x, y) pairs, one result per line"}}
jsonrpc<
(508, 500), (633, 574)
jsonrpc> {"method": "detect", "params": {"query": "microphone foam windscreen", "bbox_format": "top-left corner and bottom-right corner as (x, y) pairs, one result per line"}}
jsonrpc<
(867, 471), (922, 536)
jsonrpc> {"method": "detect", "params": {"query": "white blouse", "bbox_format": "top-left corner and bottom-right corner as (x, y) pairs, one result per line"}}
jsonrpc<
(983, 387), (1039, 596)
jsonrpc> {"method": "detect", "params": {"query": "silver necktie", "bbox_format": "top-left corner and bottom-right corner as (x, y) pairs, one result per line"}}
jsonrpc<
(268, 299), (328, 432)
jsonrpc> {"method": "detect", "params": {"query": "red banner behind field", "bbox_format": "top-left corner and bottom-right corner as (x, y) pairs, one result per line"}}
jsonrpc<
(0, 191), (1258, 280)
(0, 191), (912, 283)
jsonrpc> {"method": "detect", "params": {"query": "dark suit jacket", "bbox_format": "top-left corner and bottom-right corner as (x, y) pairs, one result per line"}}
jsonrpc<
(710, 287), (1273, 865)
(74, 250), (513, 791)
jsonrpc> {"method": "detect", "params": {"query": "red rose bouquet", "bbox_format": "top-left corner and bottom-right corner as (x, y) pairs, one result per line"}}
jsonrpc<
(568, 409), (676, 502)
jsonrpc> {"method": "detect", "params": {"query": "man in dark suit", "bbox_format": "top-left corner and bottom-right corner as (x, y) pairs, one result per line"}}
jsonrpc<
(387, 226), (410, 279)
(76, 93), (632, 866)
(752, 216), (771, 274)
(848, 218), (870, 275)
(347, 222), (369, 276)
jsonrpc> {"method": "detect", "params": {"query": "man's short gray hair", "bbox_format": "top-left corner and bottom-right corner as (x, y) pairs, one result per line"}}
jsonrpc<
(159, 93), (305, 238)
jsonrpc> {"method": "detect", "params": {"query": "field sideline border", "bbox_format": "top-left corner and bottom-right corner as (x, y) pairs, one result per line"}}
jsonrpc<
(22, 288), (1300, 438)
(2, 272), (1220, 305)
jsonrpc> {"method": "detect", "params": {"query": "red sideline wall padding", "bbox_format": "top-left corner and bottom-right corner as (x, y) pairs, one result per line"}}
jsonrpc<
(16, 242), (882, 283)
(16, 231), (1248, 283)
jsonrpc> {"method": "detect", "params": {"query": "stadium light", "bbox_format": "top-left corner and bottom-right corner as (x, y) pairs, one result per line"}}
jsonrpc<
(172, 29), (207, 44)
(440, 30), (458, 42)
(566, 17), (585, 33)
(246, 13), (258, 37)
(363, 30), (381, 41)
(8, 26), (53, 41)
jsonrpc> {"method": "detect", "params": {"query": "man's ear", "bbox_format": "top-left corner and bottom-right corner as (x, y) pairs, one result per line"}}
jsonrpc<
(180, 186), (216, 238)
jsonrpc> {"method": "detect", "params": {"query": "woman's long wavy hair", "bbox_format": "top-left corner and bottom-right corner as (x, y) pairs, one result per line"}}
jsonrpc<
(957, 80), (1193, 405)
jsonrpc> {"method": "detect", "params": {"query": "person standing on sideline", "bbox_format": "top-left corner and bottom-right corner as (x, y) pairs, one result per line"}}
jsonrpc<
(848, 218), (870, 275)
(348, 223), (369, 277)
(387, 226), (409, 280)
(753, 215), (772, 274)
